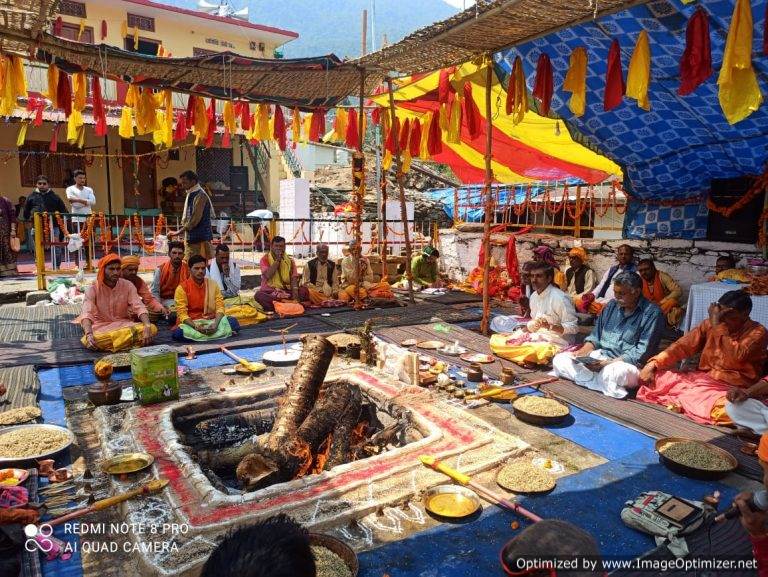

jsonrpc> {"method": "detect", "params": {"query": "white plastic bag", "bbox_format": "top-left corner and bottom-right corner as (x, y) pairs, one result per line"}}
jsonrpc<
(66, 233), (83, 253)
(154, 234), (168, 255)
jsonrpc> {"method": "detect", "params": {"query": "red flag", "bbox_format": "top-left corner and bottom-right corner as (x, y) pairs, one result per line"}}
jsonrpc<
(408, 118), (421, 157)
(427, 110), (442, 156)
(53, 17), (63, 36)
(604, 39), (625, 111)
(371, 107), (381, 125)
(238, 102), (251, 131)
(27, 98), (44, 126)
(463, 82), (481, 139)
(398, 118), (410, 152)
(384, 117), (398, 153)
(273, 105), (286, 151)
(345, 108), (359, 149)
(91, 76), (107, 137)
(204, 98), (216, 148)
(56, 71), (72, 116)
(49, 124), (60, 152)
(221, 127), (231, 148)
(173, 112), (187, 141)
(438, 68), (453, 104)
(532, 53), (553, 116)
(186, 95), (196, 127)
(309, 108), (325, 141)
(100, 20), (107, 40)
(678, 7), (712, 95)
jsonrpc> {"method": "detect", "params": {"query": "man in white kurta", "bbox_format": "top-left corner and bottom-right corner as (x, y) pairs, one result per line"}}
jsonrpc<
(490, 263), (578, 365)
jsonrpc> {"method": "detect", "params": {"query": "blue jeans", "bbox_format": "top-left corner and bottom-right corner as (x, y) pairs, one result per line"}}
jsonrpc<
(171, 316), (241, 342)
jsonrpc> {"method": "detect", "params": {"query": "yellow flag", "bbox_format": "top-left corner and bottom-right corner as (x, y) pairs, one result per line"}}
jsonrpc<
(119, 107), (134, 138)
(133, 27), (139, 50)
(77, 124), (85, 149)
(72, 72), (87, 112)
(301, 113), (312, 143)
(447, 98), (462, 144)
(67, 110), (84, 144)
(256, 104), (270, 141)
(419, 113), (431, 160)
(161, 90), (173, 148)
(563, 47), (587, 117)
(192, 97), (209, 144)
(78, 19), (85, 41)
(402, 149), (412, 173)
(626, 31), (651, 111)
(10, 56), (27, 100)
(333, 108), (348, 141)
(718, 0), (763, 124)
(136, 88), (159, 135)
(125, 84), (140, 108)
(46, 65), (59, 107)
(291, 107), (300, 144)
(223, 101), (236, 133)
(0, 58), (15, 116)
(16, 122), (27, 146)
(382, 149), (393, 171)
(121, 20), (128, 38)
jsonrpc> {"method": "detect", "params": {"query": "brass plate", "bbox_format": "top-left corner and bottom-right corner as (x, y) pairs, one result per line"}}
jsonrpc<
(460, 353), (495, 364)
(416, 340), (445, 350)
(101, 452), (155, 475)
(424, 485), (481, 518)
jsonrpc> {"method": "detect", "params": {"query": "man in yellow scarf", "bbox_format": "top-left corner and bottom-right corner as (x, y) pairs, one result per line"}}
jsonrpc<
(255, 236), (309, 312)
(339, 240), (393, 302)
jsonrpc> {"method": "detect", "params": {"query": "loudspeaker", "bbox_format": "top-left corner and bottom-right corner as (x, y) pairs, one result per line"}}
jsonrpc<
(707, 177), (762, 244)
(230, 166), (249, 191)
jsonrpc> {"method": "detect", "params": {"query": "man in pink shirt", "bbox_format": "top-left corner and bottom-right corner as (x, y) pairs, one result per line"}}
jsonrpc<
(255, 236), (308, 312)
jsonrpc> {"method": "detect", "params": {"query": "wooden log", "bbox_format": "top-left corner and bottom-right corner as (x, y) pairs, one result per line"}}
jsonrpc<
(325, 384), (362, 470)
(264, 335), (335, 451)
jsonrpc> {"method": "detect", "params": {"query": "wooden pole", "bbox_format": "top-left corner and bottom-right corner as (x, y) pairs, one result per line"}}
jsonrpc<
(353, 68), (366, 309)
(361, 9), (368, 58)
(380, 172), (388, 279)
(480, 59), (494, 335)
(386, 78), (415, 303)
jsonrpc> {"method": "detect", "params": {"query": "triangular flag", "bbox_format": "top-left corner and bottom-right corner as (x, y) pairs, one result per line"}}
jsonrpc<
(563, 47), (587, 117)
(604, 39), (625, 111)
(626, 31), (651, 111)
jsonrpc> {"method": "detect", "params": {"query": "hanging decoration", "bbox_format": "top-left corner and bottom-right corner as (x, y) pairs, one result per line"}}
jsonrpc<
(505, 56), (528, 125)
(333, 107), (348, 141)
(91, 76), (107, 137)
(273, 105), (287, 150)
(679, 7), (712, 96)
(222, 100), (236, 135)
(418, 113), (430, 160)
(604, 39), (625, 111)
(345, 108), (359, 149)
(718, 0), (763, 124)
(27, 97), (44, 126)
(563, 47), (587, 117)
(408, 118), (421, 157)
(49, 123), (60, 152)
(626, 30), (651, 111)
(438, 68), (454, 104)
(16, 122), (27, 147)
(0, 56), (27, 117)
(53, 16), (63, 36)
(291, 107), (300, 147)
(447, 93), (462, 143)
(173, 111), (187, 142)
(309, 108), (325, 141)
(46, 64), (59, 108)
(204, 97), (216, 148)
(101, 20), (107, 41)
(532, 53), (553, 116)
(55, 69), (72, 116)
(427, 109), (442, 155)
(72, 72), (87, 112)
(77, 19), (85, 41)
(463, 82), (481, 139)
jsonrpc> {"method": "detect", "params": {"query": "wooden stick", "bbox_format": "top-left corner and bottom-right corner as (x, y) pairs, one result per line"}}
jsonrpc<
(480, 58), (494, 335)
(465, 376), (557, 400)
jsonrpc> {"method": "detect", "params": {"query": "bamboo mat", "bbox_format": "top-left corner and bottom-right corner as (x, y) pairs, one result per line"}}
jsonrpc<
(0, 303), (82, 342)
(323, 303), (482, 331)
(376, 323), (763, 481)
(0, 365), (39, 414)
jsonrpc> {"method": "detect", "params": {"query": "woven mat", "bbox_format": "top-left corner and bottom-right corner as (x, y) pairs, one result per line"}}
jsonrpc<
(324, 303), (482, 331)
(0, 304), (82, 342)
(0, 365), (39, 413)
(21, 468), (42, 577)
(419, 291), (483, 305)
(376, 323), (762, 480)
(0, 315), (337, 368)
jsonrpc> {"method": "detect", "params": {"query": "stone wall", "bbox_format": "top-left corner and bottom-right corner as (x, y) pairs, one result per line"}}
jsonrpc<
(438, 230), (760, 299)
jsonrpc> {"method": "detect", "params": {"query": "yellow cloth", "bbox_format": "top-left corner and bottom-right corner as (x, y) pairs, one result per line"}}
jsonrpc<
(291, 107), (301, 144)
(508, 56), (528, 124)
(67, 110), (85, 146)
(489, 333), (560, 366)
(419, 113), (431, 160)
(16, 122), (27, 147)
(192, 97), (209, 144)
(718, 0), (763, 124)
(72, 72), (87, 112)
(402, 150), (412, 173)
(382, 150), (393, 171)
(333, 108), (348, 141)
(307, 287), (329, 305)
(563, 47), (587, 117)
(223, 101), (236, 133)
(710, 397), (733, 426)
(119, 107), (134, 138)
(339, 285), (368, 302)
(447, 97), (462, 143)
(81, 324), (158, 353)
(266, 253), (294, 290)
(256, 104), (270, 141)
(136, 88), (160, 135)
(46, 65), (59, 107)
(125, 84), (140, 108)
(626, 31), (651, 111)
(302, 113), (312, 143)
(223, 296), (267, 327)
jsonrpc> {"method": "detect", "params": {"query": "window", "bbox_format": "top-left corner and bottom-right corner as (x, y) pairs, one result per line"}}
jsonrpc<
(127, 13), (155, 32)
(193, 47), (218, 57)
(125, 36), (160, 56)
(57, 0), (86, 18)
(19, 142), (84, 188)
(58, 22), (94, 43)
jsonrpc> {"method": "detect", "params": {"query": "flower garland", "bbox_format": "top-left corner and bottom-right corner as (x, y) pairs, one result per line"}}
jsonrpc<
(80, 214), (96, 242)
(544, 186), (569, 216)
(132, 214), (155, 253)
(53, 212), (71, 238)
(565, 186), (591, 220)
(98, 212), (112, 252)
(155, 214), (166, 237)
(759, 208), (768, 249)
(42, 212), (50, 244)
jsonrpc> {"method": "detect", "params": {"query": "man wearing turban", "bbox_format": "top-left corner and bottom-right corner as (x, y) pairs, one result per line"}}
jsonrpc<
(532, 245), (566, 291)
(121, 255), (168, 317)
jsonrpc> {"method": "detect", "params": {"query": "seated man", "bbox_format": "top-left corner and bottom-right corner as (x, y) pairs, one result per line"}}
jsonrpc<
(121, 255), (168, 318)
(716, 254), (738, 275)
(172, 255), (241, 342)
(255, 236), (308, 312)
(412, 246), (444, 290)
(553, 271), (664, 399)
(207, 243), (266, 326)
(340, 240), (392, 302)
(710, 254), (750, 282)
(637, 289), (768, 425)
(81, 254), (157, 352)
(464, 256), (509, 297)
(565, 247), (598, 311)
(532, 245), (566, 290)
(576, 244), (637, 315)
(491, 262), (578, 365)
(151, 241), (189, 309)
(302, 243), (340, 305)
(637, 258), (684, 328)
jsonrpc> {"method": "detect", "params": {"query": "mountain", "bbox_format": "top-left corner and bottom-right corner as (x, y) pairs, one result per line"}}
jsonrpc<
(168, 0), (458, 58)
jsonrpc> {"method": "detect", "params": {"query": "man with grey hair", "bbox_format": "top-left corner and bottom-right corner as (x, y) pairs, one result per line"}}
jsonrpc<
(552, 271), (664, 398)
(302, 243), (339, 303)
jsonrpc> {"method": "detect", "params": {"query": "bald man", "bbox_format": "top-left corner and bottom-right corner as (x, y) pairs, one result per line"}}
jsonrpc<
(302, 243), (339, 304)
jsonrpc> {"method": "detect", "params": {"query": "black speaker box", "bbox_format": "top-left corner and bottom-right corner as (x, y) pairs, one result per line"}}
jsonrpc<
(707, 176), (762, 244)
(230, 166), (249, 191)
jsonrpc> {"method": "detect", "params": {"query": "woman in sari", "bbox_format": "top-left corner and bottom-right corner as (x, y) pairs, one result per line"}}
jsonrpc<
(0, 196), (19, 278)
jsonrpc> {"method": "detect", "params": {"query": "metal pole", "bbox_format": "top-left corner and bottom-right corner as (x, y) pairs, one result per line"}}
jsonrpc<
(361, 9), (367, 57)
(104, 134), (112, 214)
(480, 59), (494, 336)
(386, 78), (415, 303)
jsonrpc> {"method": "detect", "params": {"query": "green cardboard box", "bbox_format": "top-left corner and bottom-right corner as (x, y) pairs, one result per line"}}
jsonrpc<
(130, 345), (179, 405)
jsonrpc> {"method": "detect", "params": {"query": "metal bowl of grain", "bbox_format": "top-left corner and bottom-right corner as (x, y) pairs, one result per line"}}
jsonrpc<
(0, 424), (75, 464)
(655, 437), (738, 480)
(309, 533), (358, 577)
(512, 395), (570, 426)
(496, 461), (556, 494)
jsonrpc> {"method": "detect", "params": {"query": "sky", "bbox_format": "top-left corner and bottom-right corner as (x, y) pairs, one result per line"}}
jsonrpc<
(442, 0), (475, 8)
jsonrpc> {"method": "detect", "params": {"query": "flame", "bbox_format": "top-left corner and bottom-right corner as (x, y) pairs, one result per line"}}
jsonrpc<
(288, 440), (313, 479)
(312, 434), (334, 474)
(351, 420), (368, 445)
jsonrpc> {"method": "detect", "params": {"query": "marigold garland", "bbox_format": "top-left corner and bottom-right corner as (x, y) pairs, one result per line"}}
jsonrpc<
(53, 211), (71, 238)
(155, 214), (166, 237)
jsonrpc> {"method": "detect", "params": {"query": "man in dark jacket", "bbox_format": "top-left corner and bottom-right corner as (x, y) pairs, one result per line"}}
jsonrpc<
(24, 175), (67, 264)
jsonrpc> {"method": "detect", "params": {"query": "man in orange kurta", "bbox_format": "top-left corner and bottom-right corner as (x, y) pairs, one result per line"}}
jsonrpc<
(80, 254), (158, 352)
(637, 258), (684, 327)
(121, 255), (167, 316)
(637, 289), (768, 425)
(150, 241), (190, 308)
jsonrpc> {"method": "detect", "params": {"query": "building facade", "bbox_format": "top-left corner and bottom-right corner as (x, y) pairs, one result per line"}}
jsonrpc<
(6, 0), (297, 217)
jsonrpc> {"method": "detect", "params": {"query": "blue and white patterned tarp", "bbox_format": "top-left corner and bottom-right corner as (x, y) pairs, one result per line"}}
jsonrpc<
(623, 198), (710, 239)
(427, 183), (567, 221)
(494, 0), (768, 204)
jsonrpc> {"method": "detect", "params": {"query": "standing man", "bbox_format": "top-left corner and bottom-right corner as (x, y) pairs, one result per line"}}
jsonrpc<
(151, 241), (189, 309)
(552, 271), (664, 399)
(302, 243), (339, 304)
(207, 244), (241, 299)
(65, 169), (96, 223)
(24, 175), (67, 265)
(168, 171), (214, 261)
(255, 236), (308, 312)
(578, 244), (637, 315)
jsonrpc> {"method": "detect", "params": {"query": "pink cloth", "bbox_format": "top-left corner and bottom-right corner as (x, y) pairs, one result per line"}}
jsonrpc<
(636, 370), (731, 424)
(258, 254), (298, 293)
(81, 278), (148, 333)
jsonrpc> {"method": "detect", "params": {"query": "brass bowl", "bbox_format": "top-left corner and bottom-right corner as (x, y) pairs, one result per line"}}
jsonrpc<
(309, 533), (358, 577)
(101, 452), (155, 475)
(655, 437), (738, 480)
(424, 485), (481, 519)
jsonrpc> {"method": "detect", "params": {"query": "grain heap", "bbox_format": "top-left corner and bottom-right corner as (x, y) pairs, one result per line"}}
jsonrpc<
(0, 427), (70, 458)
(497, 461), (556, 493)
(312, 546), (352, 577)
(660, 441), (733, 471)
(0, 406), (41, 426)
(513, 396), (569, 417)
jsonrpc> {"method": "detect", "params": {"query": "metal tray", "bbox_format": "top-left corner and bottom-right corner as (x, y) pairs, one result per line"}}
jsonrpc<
(424, 485), (481, 519)
(655, 437), (738, 480)
(101, 452), (155, 475)
(0, 424), (75, 464)
(512, 397), (570, 426)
